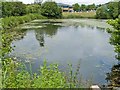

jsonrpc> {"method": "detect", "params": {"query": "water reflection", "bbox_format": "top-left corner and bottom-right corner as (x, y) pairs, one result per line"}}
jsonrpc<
(35, 24), (60, 47)
(10, 19), (117, 85)
(35, 29), (45, 47)
(106, 62), (120, 87)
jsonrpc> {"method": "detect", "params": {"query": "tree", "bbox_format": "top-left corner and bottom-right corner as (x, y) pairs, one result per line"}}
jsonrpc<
(86, 3), (96, 11)
(80, 4), (86, 11)
(26, 4), (41, 14)
(96, 6), (108, 19)
(41, 1), (62, 18)
(107, 2), (119, 19)
(12, 2), (26, 16)
(72, 3), (80, 12)
(96, 2), (119, 19)
(2, 2), (26, 17)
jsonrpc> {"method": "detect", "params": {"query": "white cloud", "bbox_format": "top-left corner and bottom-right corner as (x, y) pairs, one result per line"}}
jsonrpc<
(19, 0), (112, 5)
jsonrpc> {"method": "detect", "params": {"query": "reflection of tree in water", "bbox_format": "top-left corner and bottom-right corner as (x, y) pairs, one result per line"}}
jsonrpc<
(35, 29), (45, 47)
(106, 18), (120, 87)
(35, 24), (59, 47)
(96, 27), (105, 31)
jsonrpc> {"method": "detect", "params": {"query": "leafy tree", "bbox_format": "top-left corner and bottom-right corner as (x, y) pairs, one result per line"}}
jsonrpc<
(80, 4), (86, 11)
(2, 2), (13, 17)
(107, 2), (119, 19)
(26, 4), (41, 14)
(96, 6), (108, 19)
(96, 2), (119, 19)
(72, 3), (80, 12)
(2, 2), (26, 17)
(86, 3), (96, 11)
(41, 2), (62, 18)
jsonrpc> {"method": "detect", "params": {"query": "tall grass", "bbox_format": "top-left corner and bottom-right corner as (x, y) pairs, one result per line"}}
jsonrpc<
(2, 59), (68, 88)
(62, 11), (96, 19)
(2, 14), (47, 30)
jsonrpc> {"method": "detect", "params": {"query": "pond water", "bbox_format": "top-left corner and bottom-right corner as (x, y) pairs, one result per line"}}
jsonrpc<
(10, 19), (118, 85)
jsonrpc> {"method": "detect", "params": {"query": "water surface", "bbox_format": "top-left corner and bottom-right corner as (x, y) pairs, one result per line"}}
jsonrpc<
(10, 19), (117, 85)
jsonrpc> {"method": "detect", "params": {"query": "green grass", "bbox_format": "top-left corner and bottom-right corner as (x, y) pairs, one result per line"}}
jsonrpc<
(62, 11), (96, 19)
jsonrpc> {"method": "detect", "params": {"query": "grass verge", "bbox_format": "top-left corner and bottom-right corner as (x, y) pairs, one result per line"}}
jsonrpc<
(62, 11), (96, 19)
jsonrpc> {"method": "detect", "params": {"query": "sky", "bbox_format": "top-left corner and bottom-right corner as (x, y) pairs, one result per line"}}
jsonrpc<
(18, 0), (112, 5)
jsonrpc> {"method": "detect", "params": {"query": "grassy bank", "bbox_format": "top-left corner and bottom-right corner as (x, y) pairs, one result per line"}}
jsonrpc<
(2, 14), (47, 30)
(62, 11), (96, 19)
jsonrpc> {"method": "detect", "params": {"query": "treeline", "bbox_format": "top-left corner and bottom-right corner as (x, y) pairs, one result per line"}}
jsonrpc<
(2, 1), (62, 19)
(2, 1), (119, 20)
(2, 1), (63, 29)
(72, 1), (120, 19)
(72, 3), (100, 12)
(96, 1), (120, 19)
(2, 2), (41, 18)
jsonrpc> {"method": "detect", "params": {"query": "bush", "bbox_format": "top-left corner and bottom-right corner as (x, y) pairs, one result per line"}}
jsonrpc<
(107, 17), (120, 60)
(2, 14), (47, 29)
(41, 2), (62, 18)
(2, 59), (68, 88)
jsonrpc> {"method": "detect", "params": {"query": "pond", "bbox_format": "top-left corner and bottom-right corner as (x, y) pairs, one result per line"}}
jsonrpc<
(10, 19), (118, 86)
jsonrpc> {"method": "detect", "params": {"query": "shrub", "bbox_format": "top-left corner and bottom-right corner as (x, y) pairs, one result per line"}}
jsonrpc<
(2, 14), (47, 29)
(107, 17), (120, 60)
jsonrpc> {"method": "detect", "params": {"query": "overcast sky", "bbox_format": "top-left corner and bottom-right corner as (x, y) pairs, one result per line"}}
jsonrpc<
(18, 0), (112, 5)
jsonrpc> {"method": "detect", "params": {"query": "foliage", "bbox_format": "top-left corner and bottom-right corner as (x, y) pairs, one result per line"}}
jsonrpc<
(72, 3), (80, 12)
(2, 2), (26, 17)
(2, 59), (68, 88)
(1, 30), (13, 59)
(96, 2), (119, 19)
(2, 14), (47, 29)
(107, 16), (120, 60)
(106, 16), (120, 87)
(86, 4), (96, 11)
(96, 6), (108, 19)
(26, 4), (41, 14)
(80, 4), (87, 11)
(41, 2), (62, 18)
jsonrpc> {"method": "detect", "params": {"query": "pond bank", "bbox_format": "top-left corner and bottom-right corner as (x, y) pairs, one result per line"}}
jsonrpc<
(2, 14), (47, 30)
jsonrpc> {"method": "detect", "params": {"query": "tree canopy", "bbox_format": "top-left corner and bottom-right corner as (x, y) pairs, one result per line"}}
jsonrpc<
(2, 2), (26, 17)
(72, 3), (80, 12)
(96, 2), (119, 19)
(41, 2), (62, 18)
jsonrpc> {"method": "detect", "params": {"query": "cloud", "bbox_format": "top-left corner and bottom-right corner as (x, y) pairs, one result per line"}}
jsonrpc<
(19, 0), (111, 5)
